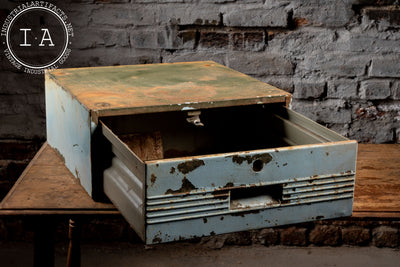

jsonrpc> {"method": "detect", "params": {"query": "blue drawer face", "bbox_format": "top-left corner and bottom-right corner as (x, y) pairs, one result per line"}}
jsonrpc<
(101, 105), (357, 244)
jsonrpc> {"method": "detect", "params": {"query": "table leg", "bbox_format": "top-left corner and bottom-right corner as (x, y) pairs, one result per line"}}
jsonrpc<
(66, 218), (81, 267)
(33, 218), (55, 267)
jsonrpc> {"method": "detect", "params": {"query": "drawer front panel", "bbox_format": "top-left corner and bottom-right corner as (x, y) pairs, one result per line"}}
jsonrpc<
(146, 198), (353, 244)
(146, 141), (357, 197)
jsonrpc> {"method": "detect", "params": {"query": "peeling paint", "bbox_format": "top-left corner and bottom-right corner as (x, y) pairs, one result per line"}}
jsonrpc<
(151, 174), (157, 186)
(230, 153), (272, 165)
(165, 177), (197, 194)
(177, 159), (205, 174)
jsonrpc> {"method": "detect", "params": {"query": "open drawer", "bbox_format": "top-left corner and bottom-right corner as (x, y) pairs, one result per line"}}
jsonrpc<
(100, 104), (357, 244)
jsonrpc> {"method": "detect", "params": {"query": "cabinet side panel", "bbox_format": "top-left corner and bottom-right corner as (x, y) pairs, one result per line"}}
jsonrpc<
(45, 75), (93, 196)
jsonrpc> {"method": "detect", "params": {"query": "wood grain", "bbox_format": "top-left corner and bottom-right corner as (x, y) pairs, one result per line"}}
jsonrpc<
(353, 144), (400, 216)
(0, 143), (116, 213)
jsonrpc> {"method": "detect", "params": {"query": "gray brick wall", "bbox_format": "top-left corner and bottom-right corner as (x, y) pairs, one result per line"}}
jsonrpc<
(1, 0), (400, 197)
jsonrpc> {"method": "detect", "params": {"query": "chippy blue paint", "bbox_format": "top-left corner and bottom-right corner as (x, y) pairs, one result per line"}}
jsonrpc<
(146, 141), (357, 197)
(45, 77), (93, 196)
(146, 198), (353, 244)
(142, 141), (357, 244)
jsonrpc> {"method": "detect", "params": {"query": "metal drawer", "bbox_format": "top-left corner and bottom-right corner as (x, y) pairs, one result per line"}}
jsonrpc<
(101, 104), (357, 244)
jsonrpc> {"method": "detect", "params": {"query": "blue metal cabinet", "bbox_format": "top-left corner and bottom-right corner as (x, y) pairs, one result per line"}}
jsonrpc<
(45, 61), (357, 244)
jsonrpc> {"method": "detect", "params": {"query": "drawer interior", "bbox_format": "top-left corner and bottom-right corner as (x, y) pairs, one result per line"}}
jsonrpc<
(101, 104), (347, 162)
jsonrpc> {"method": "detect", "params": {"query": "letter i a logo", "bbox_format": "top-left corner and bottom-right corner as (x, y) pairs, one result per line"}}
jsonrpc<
(2, 2), (73, 74)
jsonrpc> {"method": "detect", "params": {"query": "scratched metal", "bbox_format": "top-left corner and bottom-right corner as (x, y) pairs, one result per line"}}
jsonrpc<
(45, 75), (94, 195)
(104, 156), (145, 239)
(142, 140), (357, 244)
(46, 61), (291, 119)
(45, 62), (358, 244)
(146, 198), (353, 244)
(146, 141), (357, 197)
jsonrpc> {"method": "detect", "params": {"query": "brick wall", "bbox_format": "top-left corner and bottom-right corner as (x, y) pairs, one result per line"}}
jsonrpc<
(1, 0), (400, 198)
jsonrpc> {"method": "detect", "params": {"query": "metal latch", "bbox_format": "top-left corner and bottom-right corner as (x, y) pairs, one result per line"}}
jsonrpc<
(186, 110), (204, 127)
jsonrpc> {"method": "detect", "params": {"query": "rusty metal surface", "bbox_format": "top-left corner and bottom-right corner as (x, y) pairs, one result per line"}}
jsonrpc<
(46, 61), (291, 119)
(0, 143), (116, 213)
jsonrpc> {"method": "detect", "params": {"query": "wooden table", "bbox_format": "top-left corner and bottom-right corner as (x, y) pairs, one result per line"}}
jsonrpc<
(0, 143), (399, 266)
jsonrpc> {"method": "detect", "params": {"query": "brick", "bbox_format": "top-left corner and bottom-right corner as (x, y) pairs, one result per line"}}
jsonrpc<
(259, 76), (294, 93)
(342, 226), (370, 246)
(71, 28), (129, 49)
(91, 5), (156, 26)
(158, 24), (182, 49)
(256, 228), (279, 246)
(292, 1), (354, 28)
(349, 103), (399, 143)
(355, 0), (396, 4)
(199, 32), (229, 49)
(360, 80), (391, 100)
(350, 119), (397, 143)
(232, 31), (265, 52)
(224, 6), (288, 27)
(95, 0), (131, 3)
(326, 124), (350, 138)
(300, 53), (368, 77)
(158, 4), (221, 26)
(343, 32), (400, 53)
(364, 7), (400, 25)
(131, 29), (158, 49)
(162, 51), (226, 65)
(309, 225), (340, 246)
(392, 81), (400, 100)
(64, 48), (160, 68)
(293, 79), (326, 99)
(279, 227), (307, 246)
(228, 52), (294, 76)
(268, 28), (337, 60)
(177, 30), (197, 49)
(327, 79), (358, 99)
(370, 56), (400, 78)
(291, 99), (352, 124)
(372, 226), (399, 248)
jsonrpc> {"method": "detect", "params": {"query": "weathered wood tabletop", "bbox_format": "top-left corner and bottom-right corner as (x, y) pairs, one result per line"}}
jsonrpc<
(0, 143), (399, 218)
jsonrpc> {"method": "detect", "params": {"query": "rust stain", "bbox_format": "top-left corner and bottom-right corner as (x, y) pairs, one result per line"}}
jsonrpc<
(230, 153), (272, 165)
(169, 167), (175, 174)
(231, 209), (260, 217)
(224, 182), (234, 188)
(150, 174), (157, 186)
(177, 159), (205, 174)
(294, 17), (309, 27)
(165, 177), (197, 194)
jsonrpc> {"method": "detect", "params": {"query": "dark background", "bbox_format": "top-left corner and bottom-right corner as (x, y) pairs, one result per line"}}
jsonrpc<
(0, 0), (399, 201)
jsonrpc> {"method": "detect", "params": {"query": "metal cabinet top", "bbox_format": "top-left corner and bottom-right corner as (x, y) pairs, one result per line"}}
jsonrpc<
(46, 61), (291, 119)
